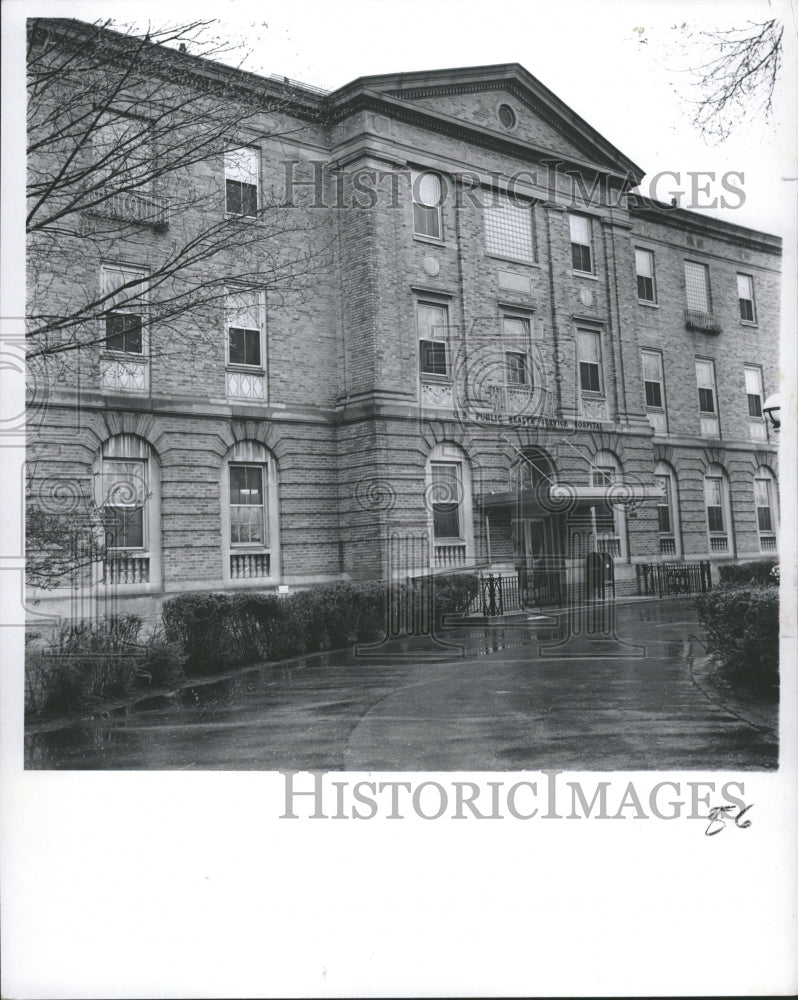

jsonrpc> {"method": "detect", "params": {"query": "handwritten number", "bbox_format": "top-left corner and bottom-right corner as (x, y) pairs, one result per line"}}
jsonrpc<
(704, 803), (753, 836)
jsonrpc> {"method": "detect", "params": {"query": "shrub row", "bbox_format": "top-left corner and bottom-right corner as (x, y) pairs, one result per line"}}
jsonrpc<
(717, 558), (778, 586)
(162, 574), (479, 675)
(695, 583), (779, 693)
(25, 616), (187, 716)
(25, 575), (480, 716)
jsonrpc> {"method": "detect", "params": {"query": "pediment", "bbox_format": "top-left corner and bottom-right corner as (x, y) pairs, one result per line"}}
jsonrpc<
(333, 64), (643, 182)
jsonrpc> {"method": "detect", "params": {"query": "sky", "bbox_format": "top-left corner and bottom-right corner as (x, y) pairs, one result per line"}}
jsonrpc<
(9, 0), (796, 238)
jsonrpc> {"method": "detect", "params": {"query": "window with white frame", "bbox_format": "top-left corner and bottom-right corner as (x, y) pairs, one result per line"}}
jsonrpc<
(578, 329), (603, 394)
(484, 193), (535, 262)
(704, 465), (732, 555)
(654, 461), (681, 558)
(744, 365), (763, 418)
(94, 434), (161, 587)
(225, 147), (259, 217)
(411, 170), (443, 240)
(229, 465), (266, 544)
(430, 463), (462, 540)
(569, 214), (593, 273)
(641, 349), (666, 433)
(737, 274), (756, 323)
(685, 261), (711, 312)
(101, 264), (147, 354)
(505, 351), (529, 385)
(226, 290), (264, 368)
(426, 443), (474, 569)
(418, 301), (449, 377)
(635, 248), (656, 303)
(102, 459), (146, 550)
(753, 467), (777, 551)
(695, 359), (719, 437)
(223, 441), (278, 581)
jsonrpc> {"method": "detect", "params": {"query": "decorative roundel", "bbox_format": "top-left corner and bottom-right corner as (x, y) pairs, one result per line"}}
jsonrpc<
(579, 287), (594, 307)
(423, 255), (440, 276)
(498, 103), (517, 129)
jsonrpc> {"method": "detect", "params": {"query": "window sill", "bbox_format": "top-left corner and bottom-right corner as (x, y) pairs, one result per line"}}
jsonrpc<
(572, 271), (598, 281)
(413, 234), (445, 246)
(420, 374), (452, 382)
(486, 252), (538, 267)
(638, 300), (659, 308)
(225, 211), (259, 223)
(102, 351), (147, 360)
(226, 364), (265, 374)
(740, 320), (758, 328)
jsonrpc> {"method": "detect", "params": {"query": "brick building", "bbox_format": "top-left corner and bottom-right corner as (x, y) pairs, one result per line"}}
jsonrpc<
(27, 22), (781, 620)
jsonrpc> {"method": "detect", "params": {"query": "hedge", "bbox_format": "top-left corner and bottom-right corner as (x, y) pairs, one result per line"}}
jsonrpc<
(162, 574), (479, 675)
(25, 616), (187, 716)
(695, 583), (779, 693)
(717, 558), (778, 586)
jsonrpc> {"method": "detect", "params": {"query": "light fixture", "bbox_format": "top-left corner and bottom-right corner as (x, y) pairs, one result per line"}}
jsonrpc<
(762, 392), (782, 430)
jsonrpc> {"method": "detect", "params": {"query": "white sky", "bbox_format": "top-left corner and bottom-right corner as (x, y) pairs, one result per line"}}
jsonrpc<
(10, 0), (796, 238)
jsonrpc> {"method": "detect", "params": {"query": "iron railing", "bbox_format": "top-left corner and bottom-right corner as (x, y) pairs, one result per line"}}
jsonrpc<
(684, 309), (722, 333)
(636, 561), (712, 598)
(478, 568), (564, 616)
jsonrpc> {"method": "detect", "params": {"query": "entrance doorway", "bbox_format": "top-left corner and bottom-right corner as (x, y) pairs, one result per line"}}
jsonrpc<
(513, 516), (562, 607)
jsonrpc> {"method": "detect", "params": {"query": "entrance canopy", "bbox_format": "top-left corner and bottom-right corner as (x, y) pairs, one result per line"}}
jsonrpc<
(478, 481), (665, 513)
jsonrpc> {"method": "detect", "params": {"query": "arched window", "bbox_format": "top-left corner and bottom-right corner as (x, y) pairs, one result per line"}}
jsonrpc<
(654, 461), (682, 559)
(753, 466), (778, 553)
(93, 434), (161, 588)
(591, 450), (626, 560)
(512, 447), (556, 495)
(426, 443), (474, 569)
(704, 464), (734, 556)
(221, 441), (279, 583)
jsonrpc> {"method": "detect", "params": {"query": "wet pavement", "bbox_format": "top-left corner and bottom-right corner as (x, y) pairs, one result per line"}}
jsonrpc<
(25, 598), (778, 770)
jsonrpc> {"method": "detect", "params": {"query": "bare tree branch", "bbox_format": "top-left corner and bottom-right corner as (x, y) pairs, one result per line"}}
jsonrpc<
(671, 19), (783, 142)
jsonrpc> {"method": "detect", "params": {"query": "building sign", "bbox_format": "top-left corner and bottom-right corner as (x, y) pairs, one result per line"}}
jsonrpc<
(455, 410), (604, 431)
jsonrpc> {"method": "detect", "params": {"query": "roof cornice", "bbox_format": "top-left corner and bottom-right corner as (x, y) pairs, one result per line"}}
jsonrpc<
(630, 196), (782, 256)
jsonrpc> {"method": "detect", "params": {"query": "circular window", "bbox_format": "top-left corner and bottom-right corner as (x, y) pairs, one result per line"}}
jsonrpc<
(498, 103), (517, 129)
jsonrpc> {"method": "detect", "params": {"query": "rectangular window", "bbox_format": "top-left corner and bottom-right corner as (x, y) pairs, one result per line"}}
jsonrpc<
(102, 459), (146, 549)
(101, 265), (147, 354)
(93, 114), (151, 191)
(744, 365), (763, 418)
(685, 261), (710, 312)
(737, 274), (756, 322)
(484, 193), (535, 262)
(412, 170), (442, 240)
(570, 214), (593, 273)
(655, 474), (672, 534)
(226, 290), (262, 368)
(418, 301), (449, 377)
(755, 478), (773, 533)
(705, 478), (724, 533)
(225, 147), (259, 217)
(430, 463), (461, 539)
(695, 359), (716, 413)
(505, 352), (528, 385)
(578, 329), (602, 394)
(641, 349), (664, 409)
(635, 249), (656, 302)
(229, 465), (265, 545)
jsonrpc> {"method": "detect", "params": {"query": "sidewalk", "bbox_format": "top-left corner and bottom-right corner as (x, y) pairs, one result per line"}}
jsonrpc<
(690, 651), (778, 737)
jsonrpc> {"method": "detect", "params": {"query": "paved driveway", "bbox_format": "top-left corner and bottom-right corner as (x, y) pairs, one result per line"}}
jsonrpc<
(25, 598), (778, 770)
